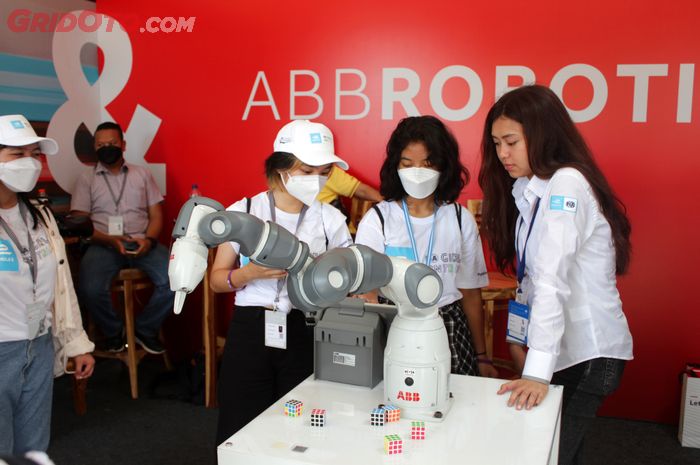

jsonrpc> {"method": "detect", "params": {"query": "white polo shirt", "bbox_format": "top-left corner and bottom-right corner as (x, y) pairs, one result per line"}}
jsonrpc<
(515, 168), (634, 383)
(227, 191), (352, 313)
(355, 200), (489, 307)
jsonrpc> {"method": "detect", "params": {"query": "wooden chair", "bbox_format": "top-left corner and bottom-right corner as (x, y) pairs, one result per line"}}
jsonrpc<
(92, 268), (171, 399)
(480, 271), (517, 370)
(66, 357), (88, 415)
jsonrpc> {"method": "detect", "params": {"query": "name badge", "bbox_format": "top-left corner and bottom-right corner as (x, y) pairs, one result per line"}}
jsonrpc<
(108, 215), (124, 236)
(265, 310), (287, 349)
(27, 301), (47, 339)
(506, 300), (529, 346)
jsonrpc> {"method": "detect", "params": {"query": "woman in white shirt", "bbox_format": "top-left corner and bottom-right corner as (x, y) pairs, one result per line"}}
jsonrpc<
(0, 115), (94, 455)
(355, 115), (497, 378)
(210, 120), (352, 444)
(478, 85), (633, 465)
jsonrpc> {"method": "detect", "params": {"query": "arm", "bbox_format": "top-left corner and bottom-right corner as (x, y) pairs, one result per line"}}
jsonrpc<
(461, 288), (498, 378)
(353, 206), (385, 303)
(70, 209), (128, 254)
(131, 202), (164, 256)
(209, 242), (287, 293)
(353, 182), (383, 202)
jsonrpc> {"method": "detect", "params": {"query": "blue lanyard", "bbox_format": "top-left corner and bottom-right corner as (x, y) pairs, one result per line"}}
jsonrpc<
(515, 198), (541, 285)
(401, 199), (437, 266)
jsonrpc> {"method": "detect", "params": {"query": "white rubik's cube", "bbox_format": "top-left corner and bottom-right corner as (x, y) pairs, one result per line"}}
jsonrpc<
(384, 405), (401, 423)
(384, 434), (403, 455)
(283, 399), (303, 417)
(411, 420), (426, 440)
(310, 408), (326, 427)
(370, 408), (385, 426)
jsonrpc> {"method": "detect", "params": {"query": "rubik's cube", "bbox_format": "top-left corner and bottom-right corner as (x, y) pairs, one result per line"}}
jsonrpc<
(384, 434), (403, 455)
(284, 399), (303, 417)
(370, 408), (385, 426)
(310, 408), (326, 427)
(411, 420), (426, 440)
(384, 405), (401, 422)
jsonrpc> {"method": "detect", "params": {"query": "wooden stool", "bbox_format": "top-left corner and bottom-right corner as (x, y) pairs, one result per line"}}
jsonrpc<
(66, 357), (88, 415)
(92, 268), (171, 399)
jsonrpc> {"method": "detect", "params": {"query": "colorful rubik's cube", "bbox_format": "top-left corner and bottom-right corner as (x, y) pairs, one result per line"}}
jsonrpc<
(284, 399), (303, 417)
(370, 408), (385, 426)
(310, 408), (326, 427)
(384, 434), (403, 455)
(411, 420), (426, 440)
(384, 405), (401, 422)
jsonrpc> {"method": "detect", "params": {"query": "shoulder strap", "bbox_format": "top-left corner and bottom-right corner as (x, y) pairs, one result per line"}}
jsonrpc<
(454, 203), (462, 233)
(320, 204), (330, 250)
(245, 197), (250, 214)
(372, 204), (385, 235)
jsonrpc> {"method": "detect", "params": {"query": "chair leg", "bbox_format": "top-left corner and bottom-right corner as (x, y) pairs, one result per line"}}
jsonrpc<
(484, 300), (495, 360)
(124, 279), (139, 399)
(72, 376), (88, 415)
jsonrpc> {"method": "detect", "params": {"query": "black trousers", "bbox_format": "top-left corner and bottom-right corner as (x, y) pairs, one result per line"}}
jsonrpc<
(216, 306), (314, 445)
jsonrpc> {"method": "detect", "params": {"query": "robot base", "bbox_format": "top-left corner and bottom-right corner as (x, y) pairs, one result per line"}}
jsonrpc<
(394, 394), (454, 423)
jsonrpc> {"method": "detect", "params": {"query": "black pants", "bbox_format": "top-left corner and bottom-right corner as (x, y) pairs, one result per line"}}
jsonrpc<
(216, 306), (314, 445)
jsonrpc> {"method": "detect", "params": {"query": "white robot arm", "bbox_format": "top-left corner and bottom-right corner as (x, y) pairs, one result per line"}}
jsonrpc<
(168, 197), (453, 421)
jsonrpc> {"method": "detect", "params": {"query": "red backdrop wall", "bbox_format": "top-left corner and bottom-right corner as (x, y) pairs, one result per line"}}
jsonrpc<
(95, 0), (700, 423)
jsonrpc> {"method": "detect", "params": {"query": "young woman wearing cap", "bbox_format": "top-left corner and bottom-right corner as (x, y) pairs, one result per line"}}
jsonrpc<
(0, 115), (94, 455)
(210, 120), (352, 444)
(479, 85), (633, 465)
(354, 115), (498, 378)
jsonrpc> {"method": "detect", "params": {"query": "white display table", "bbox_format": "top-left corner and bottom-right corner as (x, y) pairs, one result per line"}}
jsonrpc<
(218, 375), (563, 465)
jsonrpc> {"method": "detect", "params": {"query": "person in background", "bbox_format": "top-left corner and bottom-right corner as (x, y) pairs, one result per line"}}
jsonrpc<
(355, 115), (498, 378)
(71, 122), (173, 354)
(0, 115), (94, 455)
(479, 84), (633, 465)
(317, 166), (383, 225)
(209, 119), (352, 444)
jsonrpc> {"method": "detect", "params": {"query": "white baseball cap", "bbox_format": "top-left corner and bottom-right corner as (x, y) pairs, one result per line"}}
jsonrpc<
(0, 115), (58, 155)
(273, 120), (348, 170)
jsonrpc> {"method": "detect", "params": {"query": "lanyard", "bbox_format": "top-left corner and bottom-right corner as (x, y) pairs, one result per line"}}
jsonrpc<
(0, 201), (38, 297)
(101, 166), (128, 213)
(267, 191), (307, 309)
(401, 199), (437, 266)
(515, 198), (541, 285)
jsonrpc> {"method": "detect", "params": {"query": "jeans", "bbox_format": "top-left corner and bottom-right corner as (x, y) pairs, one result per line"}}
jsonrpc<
(78, 243), (174, 338)
(0, 333), (54, 455)
(551, 357), (627, 465)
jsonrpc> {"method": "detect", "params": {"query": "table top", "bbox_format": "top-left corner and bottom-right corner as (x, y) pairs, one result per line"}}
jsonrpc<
(218, 374), (562, 465)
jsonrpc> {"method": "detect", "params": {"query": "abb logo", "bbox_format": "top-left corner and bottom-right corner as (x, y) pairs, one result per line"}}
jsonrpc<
(397, 391), (421, 402)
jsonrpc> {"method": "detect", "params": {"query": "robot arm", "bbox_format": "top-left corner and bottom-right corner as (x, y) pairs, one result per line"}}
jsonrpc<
(168, 197), (443, 318)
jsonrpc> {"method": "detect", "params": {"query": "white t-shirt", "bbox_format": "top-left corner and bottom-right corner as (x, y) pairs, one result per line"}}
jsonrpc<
(355, 201), (489, 307)
(0, 204), (56, 342)
(227, 191), (352, 313)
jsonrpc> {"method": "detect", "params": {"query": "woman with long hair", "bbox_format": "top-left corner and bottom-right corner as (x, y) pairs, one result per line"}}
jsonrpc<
(355, 115), (497, 378)
(479, 85), (633, 464)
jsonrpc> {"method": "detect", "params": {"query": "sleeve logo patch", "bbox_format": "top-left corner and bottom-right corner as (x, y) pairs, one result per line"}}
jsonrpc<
(550, 195), (577, 213)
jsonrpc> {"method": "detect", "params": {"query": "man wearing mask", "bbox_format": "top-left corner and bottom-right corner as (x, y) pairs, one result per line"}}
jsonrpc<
(71, 122), (173, 354)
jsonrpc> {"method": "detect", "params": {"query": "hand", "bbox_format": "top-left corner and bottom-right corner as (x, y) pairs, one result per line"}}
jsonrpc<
(130, 237), (151, 257)
(354, 290), (379, 303)
(73, 353), (95, 379)
(110, 235), (130, 255)
(497, 378), (548, 410)
(242, 262), (288, 282)
(478, 361), (499, 378)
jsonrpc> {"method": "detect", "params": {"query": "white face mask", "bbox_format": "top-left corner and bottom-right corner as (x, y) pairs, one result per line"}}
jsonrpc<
(398, 167), (440, 199)
(282, 172), (328, 206)
(0, 157), (42, 193)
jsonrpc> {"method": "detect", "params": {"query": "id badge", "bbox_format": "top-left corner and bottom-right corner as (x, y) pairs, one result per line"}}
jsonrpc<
(506, 300), (530, 345)
(265, 310), (287, 349)
(26, 301), (46, 339)
(108, 215), (124, 235)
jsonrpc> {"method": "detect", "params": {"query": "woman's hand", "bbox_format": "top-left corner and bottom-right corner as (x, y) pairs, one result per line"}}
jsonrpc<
(73, 353), (95, 379)
(241, 262), (288, 282)
(497, 378), (548, 410)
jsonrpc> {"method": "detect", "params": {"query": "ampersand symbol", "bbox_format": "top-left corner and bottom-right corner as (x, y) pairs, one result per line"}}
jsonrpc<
(47, 10), (165, 194)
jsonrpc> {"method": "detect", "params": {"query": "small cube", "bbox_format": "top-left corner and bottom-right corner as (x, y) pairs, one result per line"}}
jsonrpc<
(411, 420), (426, 440)
(384, 405), (401, 422)
(384, 434), (403, 455)
(370, 408), (385, 426)
(284, 399), (303, 417)
(310, 408), (326, 427)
